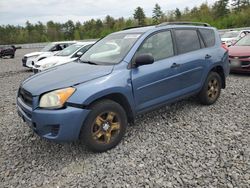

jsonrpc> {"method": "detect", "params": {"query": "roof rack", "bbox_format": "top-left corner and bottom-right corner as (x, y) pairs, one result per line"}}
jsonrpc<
(122, 25), (154, 30)
(157, 22), (211, 27)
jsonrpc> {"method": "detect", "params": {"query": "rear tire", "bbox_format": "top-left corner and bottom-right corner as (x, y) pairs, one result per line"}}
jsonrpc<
(198, 72), (222, 105)
(80, 100), (127, 152)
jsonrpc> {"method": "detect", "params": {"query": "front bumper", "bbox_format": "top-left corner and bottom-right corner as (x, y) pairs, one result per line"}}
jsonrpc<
(229, 57), (250, 73)
(17, 97), (90, 142)
(23, 57), (38, 68)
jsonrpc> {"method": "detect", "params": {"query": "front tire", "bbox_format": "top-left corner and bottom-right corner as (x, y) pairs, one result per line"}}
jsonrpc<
(80, 100), (127, 152)
(198, 72), (222, 105)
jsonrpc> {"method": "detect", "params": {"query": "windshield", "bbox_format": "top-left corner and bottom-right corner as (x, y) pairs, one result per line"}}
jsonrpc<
(221, 31), (239, 38)
(56, 44), (82, 56)
(41, 43), (55, 52)
(80, 33), (141, 65)
(234, 35), (250, 46)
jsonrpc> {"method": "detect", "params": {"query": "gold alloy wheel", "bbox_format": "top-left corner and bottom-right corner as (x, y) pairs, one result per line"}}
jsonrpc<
(207, 78), (219, 100)
(92, 112), (121, 144)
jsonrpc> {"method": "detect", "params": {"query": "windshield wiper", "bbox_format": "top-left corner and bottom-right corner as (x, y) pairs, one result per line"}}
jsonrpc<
(79, 59), (98, 65)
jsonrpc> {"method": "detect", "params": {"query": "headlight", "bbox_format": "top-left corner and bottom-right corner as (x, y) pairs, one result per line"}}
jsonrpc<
(42, 63), (56, 69)
(39, 87), (76, 109)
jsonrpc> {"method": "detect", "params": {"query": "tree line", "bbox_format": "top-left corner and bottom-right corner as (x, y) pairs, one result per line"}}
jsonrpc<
(1, 0), (250, 45)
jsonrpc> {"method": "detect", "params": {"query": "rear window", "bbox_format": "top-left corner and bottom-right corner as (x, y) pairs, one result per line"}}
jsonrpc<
(199, 29), (215, 47)
(174, 29), (201, 54)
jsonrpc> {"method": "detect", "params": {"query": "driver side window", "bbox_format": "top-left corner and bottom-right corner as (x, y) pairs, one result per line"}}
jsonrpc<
(136, 30), (174, 61)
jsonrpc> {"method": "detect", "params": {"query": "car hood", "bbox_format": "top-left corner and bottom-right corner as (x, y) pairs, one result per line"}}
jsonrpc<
(21, 62), (114, 96)
(36, 56), (72, 66)
(229, 46), (250, 57)
(36, 52), (54, 59)
(25, 52), (44, 57)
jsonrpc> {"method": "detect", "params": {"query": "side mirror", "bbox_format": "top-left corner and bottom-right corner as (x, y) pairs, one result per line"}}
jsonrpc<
(134, 53), (154, 67)
(76, 51), (83, 57)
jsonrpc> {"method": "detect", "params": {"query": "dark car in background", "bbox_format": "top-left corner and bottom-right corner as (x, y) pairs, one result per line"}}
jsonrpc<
(229, 34), (250, 73)
(0, 46), (16, 58)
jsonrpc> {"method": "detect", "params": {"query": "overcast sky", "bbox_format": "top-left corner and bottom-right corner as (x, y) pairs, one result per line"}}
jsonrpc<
(0, 0), (218, 26)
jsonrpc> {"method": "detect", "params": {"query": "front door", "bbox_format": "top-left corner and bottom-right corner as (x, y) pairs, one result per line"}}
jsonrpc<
(131, 30), (181, 112)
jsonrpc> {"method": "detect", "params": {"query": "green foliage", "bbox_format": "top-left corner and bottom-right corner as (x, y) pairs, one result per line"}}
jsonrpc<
(133, 7), (146, 26)
(175, 8), (182, 20)
(152, 3), (164, 24)
(1, 1), (250, 45)
(212, 0), (229, 19)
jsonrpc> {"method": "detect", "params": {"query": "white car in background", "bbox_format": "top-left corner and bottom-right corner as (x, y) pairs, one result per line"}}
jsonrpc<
(33, 41), (96, 73)
(221, 30), (250, 46)
(22, 41), (76, 68)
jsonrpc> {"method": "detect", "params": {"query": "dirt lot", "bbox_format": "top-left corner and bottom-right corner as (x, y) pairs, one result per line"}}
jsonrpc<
(0, 49), (249, 187)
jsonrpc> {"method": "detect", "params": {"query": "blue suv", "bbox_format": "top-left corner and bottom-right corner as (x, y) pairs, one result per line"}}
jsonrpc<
(17, 22), (229, 152)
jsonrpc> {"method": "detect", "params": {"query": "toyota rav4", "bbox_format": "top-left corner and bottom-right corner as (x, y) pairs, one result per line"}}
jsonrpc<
(17, 22), (229, 152)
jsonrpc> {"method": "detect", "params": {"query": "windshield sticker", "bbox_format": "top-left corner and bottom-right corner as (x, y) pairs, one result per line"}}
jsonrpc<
(124, 34), (141, 39)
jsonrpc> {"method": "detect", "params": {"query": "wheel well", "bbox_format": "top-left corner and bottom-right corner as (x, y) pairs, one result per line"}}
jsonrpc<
(87, 93), (135, 124)
(210, 66), (226, 88)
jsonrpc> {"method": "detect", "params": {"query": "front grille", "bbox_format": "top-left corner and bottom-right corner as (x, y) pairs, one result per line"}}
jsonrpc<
(241, 61), (250, 66)
(18, 88), (33, 107)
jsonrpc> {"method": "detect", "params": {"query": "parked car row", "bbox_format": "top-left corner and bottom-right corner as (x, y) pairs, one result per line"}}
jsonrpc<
(17, 22), (230, 152)
(22, 41), (96, 72)
(22, 41), (76, 68)
(33, 41), (96, 73)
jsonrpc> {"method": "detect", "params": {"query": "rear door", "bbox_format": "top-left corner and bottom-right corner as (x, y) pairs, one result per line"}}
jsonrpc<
(131, 30), (180, 112)
(173, 28), (211, 94)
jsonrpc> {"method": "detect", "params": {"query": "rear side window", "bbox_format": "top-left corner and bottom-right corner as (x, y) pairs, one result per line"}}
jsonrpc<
(174, 29), (201, 54)
(199, 29), (215, 47)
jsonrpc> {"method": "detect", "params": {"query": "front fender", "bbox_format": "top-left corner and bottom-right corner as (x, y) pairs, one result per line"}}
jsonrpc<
(67, 69), (135, 114)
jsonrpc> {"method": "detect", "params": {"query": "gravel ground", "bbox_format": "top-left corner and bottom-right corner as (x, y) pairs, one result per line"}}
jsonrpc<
(0, 49), (249, 188)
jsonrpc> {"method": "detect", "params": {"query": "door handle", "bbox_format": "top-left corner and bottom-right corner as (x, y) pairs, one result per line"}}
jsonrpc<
(171, 63), (180, 68)
(205, 54), (212, 59)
